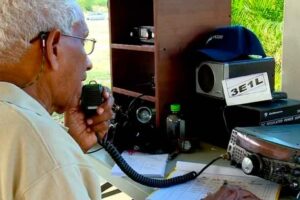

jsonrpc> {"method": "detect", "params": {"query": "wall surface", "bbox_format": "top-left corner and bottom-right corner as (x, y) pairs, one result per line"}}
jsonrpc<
(282, 0), (300, 100)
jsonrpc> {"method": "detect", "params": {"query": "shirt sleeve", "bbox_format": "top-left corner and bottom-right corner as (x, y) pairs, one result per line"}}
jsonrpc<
(20, 165), (102, 200)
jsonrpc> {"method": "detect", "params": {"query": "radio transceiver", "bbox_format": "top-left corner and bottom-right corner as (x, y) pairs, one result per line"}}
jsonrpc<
(227, 124), (300, 191)
(129, 26), (154, 44)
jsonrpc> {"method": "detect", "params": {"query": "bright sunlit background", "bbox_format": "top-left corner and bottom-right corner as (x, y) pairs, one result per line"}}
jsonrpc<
(79, 0), (111, 88)
(85, 16), (111, 88)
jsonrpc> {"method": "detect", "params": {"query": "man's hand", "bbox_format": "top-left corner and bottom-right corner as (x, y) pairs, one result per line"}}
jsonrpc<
(204, 185), (261, 200)
(64, 87), (114, 152)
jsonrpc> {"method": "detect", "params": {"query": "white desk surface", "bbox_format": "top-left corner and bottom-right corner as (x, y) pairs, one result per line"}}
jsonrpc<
(88, 143), (293, 200)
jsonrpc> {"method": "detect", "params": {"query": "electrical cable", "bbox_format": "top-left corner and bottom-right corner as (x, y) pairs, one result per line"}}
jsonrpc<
(87, 147), (103, 154)
(22, 32), (47, 88)
(99, 134), (229, 188)
(222, 105), (232, 135)
(196, 154), (228, 176)
(102, 139), (196, 187)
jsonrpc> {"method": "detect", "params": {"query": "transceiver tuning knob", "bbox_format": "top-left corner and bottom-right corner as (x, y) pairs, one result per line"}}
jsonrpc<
(241, 154), (262, 175)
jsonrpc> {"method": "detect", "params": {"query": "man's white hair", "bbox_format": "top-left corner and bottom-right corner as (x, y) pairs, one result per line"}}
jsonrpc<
(0, 0), (84, 65)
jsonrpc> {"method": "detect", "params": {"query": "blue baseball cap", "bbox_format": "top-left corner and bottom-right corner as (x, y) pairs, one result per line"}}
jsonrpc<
(196, 25), (266, 62)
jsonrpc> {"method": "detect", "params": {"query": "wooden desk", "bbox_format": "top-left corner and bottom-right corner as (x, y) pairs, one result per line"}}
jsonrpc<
(88, 143), (294, 200)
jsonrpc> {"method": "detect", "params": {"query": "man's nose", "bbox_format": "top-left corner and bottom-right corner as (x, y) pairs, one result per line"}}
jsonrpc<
(86, 56), (93, 71)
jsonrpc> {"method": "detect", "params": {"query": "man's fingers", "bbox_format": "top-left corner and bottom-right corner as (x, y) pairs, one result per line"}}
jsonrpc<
(91, 121), (110, 133)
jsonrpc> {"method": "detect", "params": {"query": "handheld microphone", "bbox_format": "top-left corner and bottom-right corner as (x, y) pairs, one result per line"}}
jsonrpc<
(80, 81), (103, 117)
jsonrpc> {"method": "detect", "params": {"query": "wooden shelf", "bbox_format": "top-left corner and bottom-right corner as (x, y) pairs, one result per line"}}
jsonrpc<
(112, 87), (156, 102)
(111, 43), (155, 52)
(109, 0), (231, 127)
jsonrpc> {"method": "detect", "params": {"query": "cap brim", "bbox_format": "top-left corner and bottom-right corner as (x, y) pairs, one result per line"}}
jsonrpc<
(197, 49), (240, 62)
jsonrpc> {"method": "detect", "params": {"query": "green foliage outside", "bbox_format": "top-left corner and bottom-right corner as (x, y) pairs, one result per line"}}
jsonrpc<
(78, 0), (107, 11)
(231, 0), (284, 90)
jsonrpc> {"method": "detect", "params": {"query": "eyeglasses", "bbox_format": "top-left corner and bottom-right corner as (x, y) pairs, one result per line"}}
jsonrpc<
(30, 32), (97, 55)
(61, 34), (96, 55)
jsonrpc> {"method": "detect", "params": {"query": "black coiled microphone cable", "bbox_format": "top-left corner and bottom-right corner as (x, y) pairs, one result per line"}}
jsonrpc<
(102, 140), (197, 187)
(98, 135), (229, 188)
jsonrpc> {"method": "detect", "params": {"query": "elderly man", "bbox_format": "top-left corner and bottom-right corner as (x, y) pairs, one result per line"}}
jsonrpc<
(0, 0), (113, 199)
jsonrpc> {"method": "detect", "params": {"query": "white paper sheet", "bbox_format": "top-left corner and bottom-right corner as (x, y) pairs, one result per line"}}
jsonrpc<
(111, 151), (168, 178)
(222, 72), (272, 106)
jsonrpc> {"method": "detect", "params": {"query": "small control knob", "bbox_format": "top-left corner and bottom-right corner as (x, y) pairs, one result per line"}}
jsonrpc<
(242, 154), (262, 175)
(290, 180), (299, 189)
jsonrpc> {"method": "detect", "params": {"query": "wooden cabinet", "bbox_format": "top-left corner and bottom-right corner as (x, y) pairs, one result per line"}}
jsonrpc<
(109, 0), (231, 128)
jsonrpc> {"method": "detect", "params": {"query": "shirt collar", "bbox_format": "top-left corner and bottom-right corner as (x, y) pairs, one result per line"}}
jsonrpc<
(0, 82), (50, 117)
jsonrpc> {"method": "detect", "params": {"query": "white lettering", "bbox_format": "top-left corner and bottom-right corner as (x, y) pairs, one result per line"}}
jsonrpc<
(206, 35), (224, 45)
(268, 110), (283, 115)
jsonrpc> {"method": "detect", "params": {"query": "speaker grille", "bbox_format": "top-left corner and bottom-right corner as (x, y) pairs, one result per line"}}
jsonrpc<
(197, 64), (214, 93)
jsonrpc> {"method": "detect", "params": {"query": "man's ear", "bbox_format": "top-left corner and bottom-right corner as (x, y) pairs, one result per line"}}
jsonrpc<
(46, 29), (61, 71)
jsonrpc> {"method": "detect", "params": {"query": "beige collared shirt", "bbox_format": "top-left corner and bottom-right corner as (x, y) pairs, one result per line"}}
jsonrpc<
(0, 82), (101, 200)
